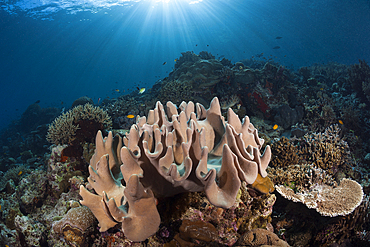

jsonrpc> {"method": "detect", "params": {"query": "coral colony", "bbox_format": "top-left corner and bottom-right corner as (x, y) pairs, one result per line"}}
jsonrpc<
(1, 52), (370, 246)
(80, 97), (270, 241)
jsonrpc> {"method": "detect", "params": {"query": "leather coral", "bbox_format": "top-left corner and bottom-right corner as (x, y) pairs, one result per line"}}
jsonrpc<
(79, 97), (271, 242)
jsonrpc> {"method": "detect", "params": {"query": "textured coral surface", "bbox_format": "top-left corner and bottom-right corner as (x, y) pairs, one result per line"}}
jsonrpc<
(80, 97), (272, 241)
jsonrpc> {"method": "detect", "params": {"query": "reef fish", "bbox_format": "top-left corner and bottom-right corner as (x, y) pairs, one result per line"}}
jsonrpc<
(273, 124), (279, 130)
(127, 114), (135, 119)
(138, 88), (146, 94)
(273, 46), (281, 49)
(275, 36), (282, 39)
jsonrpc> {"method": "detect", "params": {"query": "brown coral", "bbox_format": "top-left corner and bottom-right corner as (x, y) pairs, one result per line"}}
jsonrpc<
(276, 178), (363, 217)
(157, 79), (194, 105)
(270, 137), (300, 168)
(234, 228), (290, 247)
(299, 125), (352, 174)
(80, 97), (271, 242)
(52, 205), (95, 247)
(47, 103), (112, 145)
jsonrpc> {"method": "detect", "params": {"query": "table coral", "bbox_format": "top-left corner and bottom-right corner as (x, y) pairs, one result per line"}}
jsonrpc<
(276, 178), (363, 217)
(80, 97), (271, 242)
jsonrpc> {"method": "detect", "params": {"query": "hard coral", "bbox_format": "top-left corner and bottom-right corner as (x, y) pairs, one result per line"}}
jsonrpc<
(276, 178), (363, 217)
(80, 97), (271, 242)
(52, 205), (95, 247)
(299, 124), (352, 174)
(270, 137), (300, 168)
(349, 59), (370, 103)
(234, 228), (289, 247)
(157, 80), (194, 105)
(47, 103), (112, 145)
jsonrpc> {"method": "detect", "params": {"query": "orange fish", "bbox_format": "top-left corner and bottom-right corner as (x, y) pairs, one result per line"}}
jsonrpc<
(273, 124), (278, 130)
(338, 120), (344, 125)
(18, 171), (23, 176)
(127, 114), (135, 119)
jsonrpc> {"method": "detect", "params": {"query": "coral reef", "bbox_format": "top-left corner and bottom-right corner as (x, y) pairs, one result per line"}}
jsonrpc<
(71, 96), (94, 108)
(270, 137), (300, 168)
(349, 59), (370, 103)
(47, 103), (112, 145)
(234, 228), (289, 247)
(47, 145), (83, 198)
(157, 79), (194, 105)
(160, 182), (277, 246)
(299, 124), (352, 174)
(1, 52), (370, 246)
(80, 97), (271, 242)
(0, 164), (31, 192)
(313, 195), (370, 245)
(276, 178), (363, 217)
(52, 204), (95, 247)
(17, 170), (47, 214)
(14, 215), (47, 246)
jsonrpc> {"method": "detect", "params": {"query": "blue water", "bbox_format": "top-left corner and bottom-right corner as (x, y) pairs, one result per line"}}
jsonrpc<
(0, 0), (369, 130)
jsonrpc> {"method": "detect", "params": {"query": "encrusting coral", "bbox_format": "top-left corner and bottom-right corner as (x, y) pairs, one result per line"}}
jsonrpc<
(80, 97), (271, 242)
(52, 204), (95, 247)
(234, 228), (290, 247)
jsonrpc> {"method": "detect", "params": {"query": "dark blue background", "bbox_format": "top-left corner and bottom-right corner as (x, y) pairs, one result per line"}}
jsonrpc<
(0, 0), (369, 129)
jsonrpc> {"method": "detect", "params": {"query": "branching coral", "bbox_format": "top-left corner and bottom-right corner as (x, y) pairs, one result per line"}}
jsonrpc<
(157, 80), (194, 105)
(269, 124), (361, 217)
(270, 136), (300, 168)
(79, 97), (271, 242)
(299, 124), (352, 174)
(47, 104), (112, 145)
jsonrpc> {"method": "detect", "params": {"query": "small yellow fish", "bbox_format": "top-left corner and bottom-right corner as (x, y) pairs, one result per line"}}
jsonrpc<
(338, 120), (344, 125)
(115, 89), (120, 92)
(138, 88), (145, 94)
(239, 66), (243, 70)
(273, 124), (278, 130)
(174, 59), (177, 62)
(18, 171), (23, 176)
(127, 114), (135, 119)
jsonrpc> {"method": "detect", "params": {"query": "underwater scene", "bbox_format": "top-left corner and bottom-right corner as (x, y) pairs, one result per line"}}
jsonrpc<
(0, 0), (370, 246)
